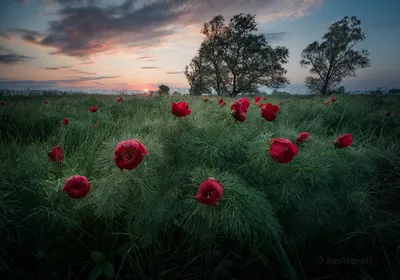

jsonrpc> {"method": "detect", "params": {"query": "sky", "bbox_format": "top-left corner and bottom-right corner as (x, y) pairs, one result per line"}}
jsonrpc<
(0, 0), (399, 93)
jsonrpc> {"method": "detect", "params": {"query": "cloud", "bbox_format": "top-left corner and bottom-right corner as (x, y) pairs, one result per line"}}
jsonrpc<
(263, 32), (289, 42)
(136, 55), (152, 60)
(44, 65), (73, 70)
(70, 69), (97, 75)
(93, 81), (105, 85)
(10, 0), (321, 58)
(0, 46), (33, 64)
(0, 75), (121, 89)
(140, 67), (160, 69)
(166, 71), (184, 74)
(0, 30), (11, 40)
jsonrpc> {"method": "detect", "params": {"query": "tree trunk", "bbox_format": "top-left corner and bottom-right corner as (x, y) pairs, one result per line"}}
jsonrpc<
(321, 79), (329, 96)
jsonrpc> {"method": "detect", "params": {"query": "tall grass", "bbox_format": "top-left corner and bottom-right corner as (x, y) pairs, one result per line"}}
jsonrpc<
(1, 93), (399, 280)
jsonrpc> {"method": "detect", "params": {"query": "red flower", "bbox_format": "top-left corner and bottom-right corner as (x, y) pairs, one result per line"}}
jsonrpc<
(63, 118), (69, 125)
(117, 97), (123, 103)
(334, 134), (352, 148)
(323, 101), (330, 105)
(296, 132), (309, 145)
(218, 98), (224, 105)
(386, 111), (392, 116)
(331, 96), (336, 102)
(171, 101), (191, 117)
(88, 106), (98, 112)
(62, 175), (91, 199)
(231, 100), (247, 122)
(254, 96), (261, 105)
(195, 178), (223, 206)
(279, 101), (283, 106)
(48, 146), (63, 163)
(237, 98), (250, 110)
(44, 100), (49, 104)
(221, 101), (226, 107)
(260, 103), (280, 121)
(114, 139), (148, 171)
(269, 138), (298, 163)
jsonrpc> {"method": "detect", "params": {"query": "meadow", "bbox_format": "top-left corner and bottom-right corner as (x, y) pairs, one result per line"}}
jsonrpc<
(1, 92), (400, 280)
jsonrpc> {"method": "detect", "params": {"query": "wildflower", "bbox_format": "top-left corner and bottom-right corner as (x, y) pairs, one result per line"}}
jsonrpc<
(171, 101), (191, 117)
(231, 100), (247, 122)
(114, 139), (148, 171)
(195, 178), (223, 206)
(331, 97), (336, 102)
(254, 96), (261, 105)
(334, 134), (352, 148)
(88, 106), (98, 112)
(296, 132), (309, 145)
(62, 175), (91, 199)
(237, 98), (250, 110)
(269, 138), (298, 163)
(44, 100), (49, 104)
(260, 103), (280, 121)
(63, 118), (69, 125)
(48, 146), (63, 163)
(117, 97), (123, 103)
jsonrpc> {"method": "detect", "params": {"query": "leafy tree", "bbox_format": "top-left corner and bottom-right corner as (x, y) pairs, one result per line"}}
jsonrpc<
(300, 16), (371, 95)
(185, 14), (289, 97)
(158, 84), (170, 94)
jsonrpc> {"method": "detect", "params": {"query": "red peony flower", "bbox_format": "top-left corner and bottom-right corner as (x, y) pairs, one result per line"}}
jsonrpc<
(231, 100), (247, 122)
(323, 101), (330, 105)
(62, 175), (91, 199)
(195, 178), (223, 206)
(331, 96), (336, 102)
(260, 103), (280, 121)
(63, 118), (69, 125)
(218, 98), (224, 106)
(117, 97), (123, 103)
(237, 98), (250, 110)
(334, 134), (352, 148)
(44, 100), (49, 104)
(279, 101), (283, 106)
(114, 139), (148, 171)
(386, 111), (392, 116)
(88, 106), (98, 112)
(254, 96), (261, 105)
(269, 138), (298, 163)
(171, 101), (191, 117)
(296, 132), (309, 145)
(48, 145), (63, 163)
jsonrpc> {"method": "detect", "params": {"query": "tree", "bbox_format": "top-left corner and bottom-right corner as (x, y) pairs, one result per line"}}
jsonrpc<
(185, 14), (289, 97)
(158, 84), (170, 94)
(300, 16), (371, 95)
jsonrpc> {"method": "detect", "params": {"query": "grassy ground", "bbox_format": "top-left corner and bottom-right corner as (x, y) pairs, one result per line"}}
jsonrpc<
(1, 92), (400, 280)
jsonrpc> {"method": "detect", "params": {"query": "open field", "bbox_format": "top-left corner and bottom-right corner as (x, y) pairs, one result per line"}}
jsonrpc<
(1, 92), (400, 280)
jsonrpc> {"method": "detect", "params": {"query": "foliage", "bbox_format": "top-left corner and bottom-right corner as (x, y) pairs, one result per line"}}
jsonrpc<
(1, 92), (400, 280)
(300, 16), (371, 95)
(158, 84), (170, 94)
(185, 14), (289, 97)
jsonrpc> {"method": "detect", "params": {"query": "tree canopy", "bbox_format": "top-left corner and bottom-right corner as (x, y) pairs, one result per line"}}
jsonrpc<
(300, 16), (371, 95)
(158, 84), (170, 94)
(185, 14), (289, 97)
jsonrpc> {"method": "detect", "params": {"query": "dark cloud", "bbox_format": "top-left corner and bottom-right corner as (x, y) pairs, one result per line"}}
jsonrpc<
(0, 46), (33, 64)
(263, 32), (288, 42)
(9, 0), (319, 58)
(140, 67), (160, 69)
(166, 71), (184, 74)
(136, 55), (152, 60)
(70, 69), (97, 75)
(93, 81), (105, 85)
(0, 75), (121, 89)
(44, 65), (73, 70)
(0, 30), (11, 40)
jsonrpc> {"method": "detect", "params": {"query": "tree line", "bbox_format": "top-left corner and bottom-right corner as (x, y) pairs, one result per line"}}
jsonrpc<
(184, 14), (371, 97)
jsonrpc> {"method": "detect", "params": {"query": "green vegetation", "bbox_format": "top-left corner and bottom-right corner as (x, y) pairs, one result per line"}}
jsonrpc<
(1, 93), (400, 280)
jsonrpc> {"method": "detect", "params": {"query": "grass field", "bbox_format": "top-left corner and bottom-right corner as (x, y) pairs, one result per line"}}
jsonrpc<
(1, 92), (400, 280)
